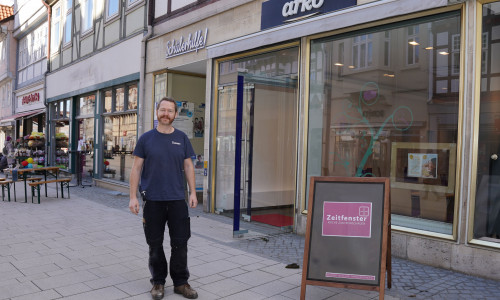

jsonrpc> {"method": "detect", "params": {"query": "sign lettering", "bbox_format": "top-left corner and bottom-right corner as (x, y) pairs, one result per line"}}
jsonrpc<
(166, 28), (208, 59)
(282, 0), (324, 17)
(21, 93), (40, 105)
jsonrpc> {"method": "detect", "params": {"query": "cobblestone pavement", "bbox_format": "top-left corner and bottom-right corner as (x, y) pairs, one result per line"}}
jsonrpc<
(71, 184), (500, 299)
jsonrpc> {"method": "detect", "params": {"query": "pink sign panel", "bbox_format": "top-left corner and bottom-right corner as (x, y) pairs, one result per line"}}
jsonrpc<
(322, 202), (372, 238)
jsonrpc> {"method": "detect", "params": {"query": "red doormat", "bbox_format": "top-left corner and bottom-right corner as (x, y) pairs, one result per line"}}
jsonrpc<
(251, 214), (293, 227)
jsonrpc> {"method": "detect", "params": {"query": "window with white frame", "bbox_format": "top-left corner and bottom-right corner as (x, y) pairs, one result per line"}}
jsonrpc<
(51, 5), (61, 52)
(107, 0), (119, 18)
(18, 23), (48, 70)
(352, 34), (373, 69)
(81, 0), (94, 33)
(63, 0), (72, 45)
(407, 25), (420, 65)
(0, 40), (5, 62)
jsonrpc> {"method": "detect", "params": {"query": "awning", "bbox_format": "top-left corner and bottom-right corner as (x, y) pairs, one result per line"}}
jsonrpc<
(1, 109), (45, 123)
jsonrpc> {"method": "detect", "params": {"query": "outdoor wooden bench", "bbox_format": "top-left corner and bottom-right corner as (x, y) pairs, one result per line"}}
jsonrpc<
(29, 178), (72, 204)
(0, 177), (43, 202)
(0, 180), (13, 202)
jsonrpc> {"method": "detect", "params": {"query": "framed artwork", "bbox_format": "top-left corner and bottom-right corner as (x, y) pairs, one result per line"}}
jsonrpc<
(390, 142), (456, 193)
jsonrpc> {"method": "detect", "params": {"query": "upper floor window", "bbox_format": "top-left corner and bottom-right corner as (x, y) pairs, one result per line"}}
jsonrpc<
(19, 23), (48, 69)
(51, 5), (61, 52)
(82, 0), (94, 33)
(407, 25), (420, 65)
(107, 0), (119, 19)
(0, 40), (5, 62)
(155, 0), (198, 17)
(63, 0), (72, 45)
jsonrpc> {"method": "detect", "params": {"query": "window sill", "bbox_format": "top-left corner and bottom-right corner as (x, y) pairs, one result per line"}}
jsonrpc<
(105, 13), (120, 25)
(81, 28), (94, 39)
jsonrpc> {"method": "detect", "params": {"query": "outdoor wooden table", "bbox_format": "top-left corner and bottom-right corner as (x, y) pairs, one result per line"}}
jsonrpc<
(5, 166), (61, 202)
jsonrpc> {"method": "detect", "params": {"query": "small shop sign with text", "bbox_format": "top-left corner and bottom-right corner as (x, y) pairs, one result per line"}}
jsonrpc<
(322, 202), (372, 238)
(165, 28), (208, 59)
(261, 0), (356, 30)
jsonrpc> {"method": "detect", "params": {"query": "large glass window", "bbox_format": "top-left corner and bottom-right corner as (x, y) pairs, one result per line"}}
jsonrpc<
(101, 83), (138, 183)
(51, 6), (61, 52)
(307, 13), (461, 235)
(51, 99), (71, 170)
(473, 2), (500, 243)
(107, 0), (119, 18)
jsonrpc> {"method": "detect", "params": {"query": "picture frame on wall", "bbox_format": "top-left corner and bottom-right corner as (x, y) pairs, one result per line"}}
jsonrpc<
(390, 142), (456, 193)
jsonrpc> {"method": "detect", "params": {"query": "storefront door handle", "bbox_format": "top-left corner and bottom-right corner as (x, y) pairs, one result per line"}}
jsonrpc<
(492, 154), (498, 161)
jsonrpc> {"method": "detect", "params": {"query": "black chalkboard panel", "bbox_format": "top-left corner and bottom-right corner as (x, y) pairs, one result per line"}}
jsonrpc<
(301, 177), (390, 299)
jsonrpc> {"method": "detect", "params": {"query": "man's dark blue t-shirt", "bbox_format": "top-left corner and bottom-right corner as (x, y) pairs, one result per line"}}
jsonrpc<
(133, 128), (195, 201)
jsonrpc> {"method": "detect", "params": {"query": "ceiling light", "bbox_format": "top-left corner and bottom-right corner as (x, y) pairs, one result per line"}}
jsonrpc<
(348, 65), (355, 69)
(334, 63), (344, 66)
(408, 41), (420, 46)
(383, 74), (395, 78)
(425, 46), (434, 50)
(439, 51), (449, 55)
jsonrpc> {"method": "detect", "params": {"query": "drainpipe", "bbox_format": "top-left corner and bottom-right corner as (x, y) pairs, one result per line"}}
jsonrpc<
(41, 0), (51, 164)
(138, 22), (153, 136)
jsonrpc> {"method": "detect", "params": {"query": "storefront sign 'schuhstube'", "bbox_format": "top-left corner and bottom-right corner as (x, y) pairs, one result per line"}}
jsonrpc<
(165, 28), (208, 59)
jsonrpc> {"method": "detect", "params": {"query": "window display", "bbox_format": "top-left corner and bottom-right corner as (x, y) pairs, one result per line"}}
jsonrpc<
(307, 12), (461, 234)
(101, 83), (138, 183)
(473, 1), (500, 243)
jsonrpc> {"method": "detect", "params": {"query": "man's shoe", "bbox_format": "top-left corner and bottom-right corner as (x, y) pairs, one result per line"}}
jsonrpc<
(174, 283), (198, 299)
(151, 284), (164, 300)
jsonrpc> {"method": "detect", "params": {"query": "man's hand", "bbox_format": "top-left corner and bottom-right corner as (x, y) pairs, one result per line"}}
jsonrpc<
(129, 197), (140, 215)
(188, 192), (198, 208)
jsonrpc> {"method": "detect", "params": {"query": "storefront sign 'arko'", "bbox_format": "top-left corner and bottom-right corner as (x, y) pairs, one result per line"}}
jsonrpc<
(165, 28), (208, 59)
(282, 0), (324, 17)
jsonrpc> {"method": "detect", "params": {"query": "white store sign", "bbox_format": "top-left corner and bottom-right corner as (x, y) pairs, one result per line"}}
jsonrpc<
(165, 28), (208, 59)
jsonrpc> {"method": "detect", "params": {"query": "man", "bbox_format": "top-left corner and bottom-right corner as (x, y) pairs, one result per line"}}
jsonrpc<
(129, 97), (198, 300)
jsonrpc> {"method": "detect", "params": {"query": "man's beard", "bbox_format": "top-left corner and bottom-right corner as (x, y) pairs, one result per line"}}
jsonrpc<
(160, 116), (175, 124)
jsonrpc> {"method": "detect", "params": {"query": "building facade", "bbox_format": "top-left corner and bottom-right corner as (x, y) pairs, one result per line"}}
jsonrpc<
(144, 0), (500, 280)
(0, 4), (15, 149)
(44, 0), (147, 189)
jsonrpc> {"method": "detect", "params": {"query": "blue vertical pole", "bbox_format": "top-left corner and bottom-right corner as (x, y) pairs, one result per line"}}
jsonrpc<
(233, 75), (244, 234)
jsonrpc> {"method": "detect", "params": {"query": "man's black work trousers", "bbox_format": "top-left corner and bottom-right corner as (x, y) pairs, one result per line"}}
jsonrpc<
(143, 199), (191, 286)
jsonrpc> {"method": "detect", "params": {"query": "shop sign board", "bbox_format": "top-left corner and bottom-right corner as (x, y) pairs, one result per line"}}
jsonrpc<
(17, 90), (44, 109)
(165, 28), (208, 59)
(261, 0), (357, 30)
(301, 177), (391, 300)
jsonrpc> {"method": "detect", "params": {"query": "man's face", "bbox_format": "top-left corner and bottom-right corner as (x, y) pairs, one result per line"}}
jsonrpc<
(157, 101), (177, 125)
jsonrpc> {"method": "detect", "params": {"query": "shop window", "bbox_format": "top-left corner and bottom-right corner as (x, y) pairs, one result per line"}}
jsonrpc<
(51, 99), (71, 170)
(128, 85), (138, 110)
(307, 13), (461, 235)
(77, 94), (95, 116)
(101, 83), (138, 183)
(473, 1), (500, 243)
(104, 90), (112, 113)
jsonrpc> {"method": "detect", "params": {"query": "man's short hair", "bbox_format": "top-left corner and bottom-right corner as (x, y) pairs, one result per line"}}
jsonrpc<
(157, 97), (178, 113)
